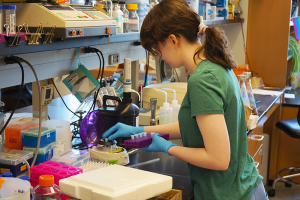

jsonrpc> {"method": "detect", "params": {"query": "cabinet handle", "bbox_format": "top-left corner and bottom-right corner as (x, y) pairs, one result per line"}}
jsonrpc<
(254, 162), (259, 168)
(251, 135), (264, 141)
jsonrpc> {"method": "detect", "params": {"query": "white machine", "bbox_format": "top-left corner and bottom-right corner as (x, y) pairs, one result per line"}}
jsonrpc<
(139, 82), (187, 126)
(41, 84), (54, 105)
(15, 3), (116, 39)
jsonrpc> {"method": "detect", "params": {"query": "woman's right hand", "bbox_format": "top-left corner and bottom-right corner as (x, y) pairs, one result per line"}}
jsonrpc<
(102, 122), (145, 141)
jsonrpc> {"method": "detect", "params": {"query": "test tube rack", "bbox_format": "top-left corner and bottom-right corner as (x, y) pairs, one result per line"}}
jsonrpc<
(124, 133), (169, 149)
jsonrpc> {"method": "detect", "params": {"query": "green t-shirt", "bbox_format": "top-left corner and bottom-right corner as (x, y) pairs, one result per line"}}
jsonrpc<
(178, 60), (263, 200)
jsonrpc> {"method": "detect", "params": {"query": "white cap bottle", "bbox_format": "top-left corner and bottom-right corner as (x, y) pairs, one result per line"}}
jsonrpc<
(163, 88), (181, 123)
(155, 89), (173, 125)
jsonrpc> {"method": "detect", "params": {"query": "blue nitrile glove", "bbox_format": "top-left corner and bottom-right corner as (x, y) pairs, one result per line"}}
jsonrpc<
(141, 133), (178, 155)
(102, 122), (145, 141)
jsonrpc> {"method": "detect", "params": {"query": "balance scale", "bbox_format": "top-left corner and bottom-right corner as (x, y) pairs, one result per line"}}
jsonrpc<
(15, 3), (116, 39)
(80, 111), (130, 166)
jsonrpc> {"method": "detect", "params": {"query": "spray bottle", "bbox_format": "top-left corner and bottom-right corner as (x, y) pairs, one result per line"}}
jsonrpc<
(155, 89), (173, 125)
(162, 88), (181, 123)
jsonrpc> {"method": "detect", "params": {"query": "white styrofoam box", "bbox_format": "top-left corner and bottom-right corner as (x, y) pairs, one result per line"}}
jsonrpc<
(59, 165), (172, 200)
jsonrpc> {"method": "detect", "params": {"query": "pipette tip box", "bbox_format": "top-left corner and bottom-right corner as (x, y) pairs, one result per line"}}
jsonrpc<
(23, 142), (54, 165)
(21, 126), (56, 148)
(124, 133), (169, 149)
(50, 149), (90, 167)
(0, 150), (33, 177)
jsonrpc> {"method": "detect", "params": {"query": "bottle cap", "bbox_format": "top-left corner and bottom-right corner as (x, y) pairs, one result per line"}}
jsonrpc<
(2, 172), (13, 177)
(5, 5), (16, 10)
(127, 4), (138, 10)
(39, 175), (54, 187)
(0, 177), (6, 189)
(19, 176), (30, 182)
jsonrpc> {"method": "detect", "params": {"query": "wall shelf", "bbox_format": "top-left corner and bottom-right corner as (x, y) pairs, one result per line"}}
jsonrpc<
(204, 19), (243, 26)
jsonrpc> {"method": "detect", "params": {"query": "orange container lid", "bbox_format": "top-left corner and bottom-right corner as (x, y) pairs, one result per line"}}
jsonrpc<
(127, 4), (138, 10)
(96, 4), (104, 8)
(39, 175), (54, 187)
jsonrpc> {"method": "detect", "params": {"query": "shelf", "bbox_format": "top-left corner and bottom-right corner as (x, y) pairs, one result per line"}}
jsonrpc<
(203, 19), (244, 26)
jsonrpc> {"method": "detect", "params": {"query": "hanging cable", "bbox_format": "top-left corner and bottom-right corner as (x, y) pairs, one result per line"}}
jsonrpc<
(0, 57), (24, 136)
(51, 78), (80, 118)
(239, 16), (252, 73)
(144, 50), (150, 87)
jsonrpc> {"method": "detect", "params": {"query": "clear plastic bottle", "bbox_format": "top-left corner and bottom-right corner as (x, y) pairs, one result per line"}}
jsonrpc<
(127, 4), (139, 32)
(102, 0), (112, 17)
(155, 89), (173, 125)
(5, 5), (16, 34)
(112, 1), (123, 33)
(33, 175), (60, 200)
(238, 75), (251, 109)
(119, 1), (129, 33)
(162, 88), (181, 123)
(243, 72), (258, 115)
(0, 5), (3, 34)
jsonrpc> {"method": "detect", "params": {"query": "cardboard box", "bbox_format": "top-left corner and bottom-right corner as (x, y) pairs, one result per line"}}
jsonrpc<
(199, 3), (212, 20)
(148, 189), (182, 200)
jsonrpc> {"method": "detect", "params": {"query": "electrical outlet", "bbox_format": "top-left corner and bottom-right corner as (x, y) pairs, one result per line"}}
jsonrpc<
(108, 54), (120, 65)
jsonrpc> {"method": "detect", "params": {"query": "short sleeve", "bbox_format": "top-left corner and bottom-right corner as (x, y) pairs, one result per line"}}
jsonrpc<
(189, 70), (225, 118)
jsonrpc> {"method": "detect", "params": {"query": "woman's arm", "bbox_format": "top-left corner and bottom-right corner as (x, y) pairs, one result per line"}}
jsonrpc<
(144, 122), (181, 139)
(168, 114), (230, 170)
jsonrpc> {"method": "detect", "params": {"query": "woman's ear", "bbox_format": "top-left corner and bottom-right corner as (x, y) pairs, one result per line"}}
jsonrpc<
(168, 34), (180, 48)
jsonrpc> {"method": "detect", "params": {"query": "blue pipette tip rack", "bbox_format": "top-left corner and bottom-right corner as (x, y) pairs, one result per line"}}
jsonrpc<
(124, 133), (169, 149)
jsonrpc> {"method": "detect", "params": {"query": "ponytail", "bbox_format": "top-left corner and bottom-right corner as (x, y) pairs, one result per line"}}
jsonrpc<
(194, 27), (237, 70)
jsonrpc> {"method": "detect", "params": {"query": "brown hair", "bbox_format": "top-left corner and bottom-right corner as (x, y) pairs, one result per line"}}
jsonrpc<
(140, 0), (237, 70)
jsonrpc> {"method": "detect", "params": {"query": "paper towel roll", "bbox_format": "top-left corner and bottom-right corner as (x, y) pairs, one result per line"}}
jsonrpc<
(42, 120), (71, 155)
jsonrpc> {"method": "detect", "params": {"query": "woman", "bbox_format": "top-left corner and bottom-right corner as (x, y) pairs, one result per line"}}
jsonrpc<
(102, 0), (268, 199)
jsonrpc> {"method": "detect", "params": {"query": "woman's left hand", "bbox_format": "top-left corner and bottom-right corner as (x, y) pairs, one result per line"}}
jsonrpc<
(140, 133), (178, 155)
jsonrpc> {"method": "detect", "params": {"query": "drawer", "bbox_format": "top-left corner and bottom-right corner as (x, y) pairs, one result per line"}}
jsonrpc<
(247, 131), (264, 158)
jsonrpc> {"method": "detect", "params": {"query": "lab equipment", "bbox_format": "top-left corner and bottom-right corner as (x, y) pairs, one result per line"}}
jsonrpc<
(0, 177), (31, 200)
(238, 74), (251, 109)
(112, 0), (123, 33)
(155, 89), (173, 125)
(0, 150), (33, 177)
(124, 133), (169, 148)
(59, 164), (172, 200)
(5, 117), (39, 150)
(14, 3), (116, 40)
(21, 126), (56, 148)
(127, 4), (139, 32)
(41, 84), (53, 106)
(0, 5), (3, 34)
(63, 64), (100, 102)
(30, 161), (82, 188)
(119, 1), (129, 33)
(50, 149), (90, 167)
(80, 161), (111, 173)
(23, 143), (54, 165)
(243, 72), (258, 115)
(163, 88), (181, 123)
(32, 175), (60, 200)
(98, 58), (140, 147)
(150, 98), (158, 126)
(5, 5), (16, 34)
(101, 87), (114, 105)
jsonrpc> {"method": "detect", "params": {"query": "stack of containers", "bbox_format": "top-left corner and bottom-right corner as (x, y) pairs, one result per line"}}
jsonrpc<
(51, 149), (90, 168)
(23, 142), (54, 165)
(21, 126), (56, 148)
(5, 117), (39, 150)
(0, 149), (33, 177)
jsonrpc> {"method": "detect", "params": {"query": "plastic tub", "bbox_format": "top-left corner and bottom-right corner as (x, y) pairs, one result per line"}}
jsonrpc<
(23, 143), (54, 165)
(21, 126), (56, 148)
(51, 149), (90, 167)
(0, 177), (31, 200)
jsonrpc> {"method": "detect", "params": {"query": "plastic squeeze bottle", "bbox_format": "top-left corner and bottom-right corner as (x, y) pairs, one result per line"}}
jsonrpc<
(163, 88), (181, 123)
(155, 89), (173, 125)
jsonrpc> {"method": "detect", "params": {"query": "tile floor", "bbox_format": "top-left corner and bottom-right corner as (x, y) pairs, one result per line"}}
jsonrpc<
(265, 182), (300, 200)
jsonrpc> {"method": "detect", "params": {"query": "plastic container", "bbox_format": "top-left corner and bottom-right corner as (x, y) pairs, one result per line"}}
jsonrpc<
(238, 75), (251, 109)
(32, 175), (60, 200)
(120, 1), (129, 33)
(112, 0), (123, 33)
(5, 117), (39, 150)
(125, 0), (149, 30)
(162, 88), (181, 123)
(0, 150), (33, 177)
(21, 126), (56, 148)
(23, 143), (54, 165)
(155, 89), (173, 125)
(243, 72), (258, 115)
(127, 4), (139, 32)
(50, 149), (90, 167)
(0, 5), (3, 34)
(5, 5), (16, 34)
(0, 177), (31, 200)
(124, 133), (169, 148)
(187, 0), (199, 13)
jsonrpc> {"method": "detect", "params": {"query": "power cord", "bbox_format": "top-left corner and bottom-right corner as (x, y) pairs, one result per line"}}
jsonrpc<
(51, 78), (80, 118)
(0, 57), (24, 136)
(144, 50), (150, 87)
